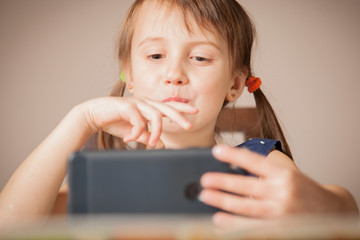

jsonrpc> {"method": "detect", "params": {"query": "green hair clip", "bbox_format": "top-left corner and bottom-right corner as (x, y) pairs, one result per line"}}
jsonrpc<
(120, 72), (126, 83)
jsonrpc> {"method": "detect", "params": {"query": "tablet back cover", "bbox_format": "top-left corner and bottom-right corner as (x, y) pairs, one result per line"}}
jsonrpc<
(68, 148), (247, 214)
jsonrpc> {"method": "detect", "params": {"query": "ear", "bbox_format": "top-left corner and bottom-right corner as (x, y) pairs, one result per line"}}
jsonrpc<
(123, 65), (134, 94)
(225, 69), (247, 102)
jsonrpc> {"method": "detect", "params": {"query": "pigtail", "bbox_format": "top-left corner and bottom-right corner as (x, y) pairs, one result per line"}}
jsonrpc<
(253, 89), (293, 159)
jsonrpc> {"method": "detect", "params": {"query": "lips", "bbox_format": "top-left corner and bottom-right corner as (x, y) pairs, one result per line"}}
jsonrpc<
(162, 97), (189, 103)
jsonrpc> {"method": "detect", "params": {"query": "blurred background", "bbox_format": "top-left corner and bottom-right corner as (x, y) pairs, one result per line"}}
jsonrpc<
(1, 0), (360, 207)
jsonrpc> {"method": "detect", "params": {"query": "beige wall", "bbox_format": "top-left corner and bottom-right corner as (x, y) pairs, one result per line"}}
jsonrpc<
(1, 0), (360, 207)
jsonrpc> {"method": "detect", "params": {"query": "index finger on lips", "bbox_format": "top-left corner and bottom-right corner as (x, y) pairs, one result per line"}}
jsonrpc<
(162, 101), (199, 114)
(144, 100), (198, 130)
(212, 145), (281, 178)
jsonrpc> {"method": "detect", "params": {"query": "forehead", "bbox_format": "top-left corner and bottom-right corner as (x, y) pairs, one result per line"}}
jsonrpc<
(132, 0), (224, 45)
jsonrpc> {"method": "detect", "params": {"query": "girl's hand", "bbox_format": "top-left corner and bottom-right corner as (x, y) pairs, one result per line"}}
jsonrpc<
(200, 145), (358, 224)
(78, 96), (198, 148)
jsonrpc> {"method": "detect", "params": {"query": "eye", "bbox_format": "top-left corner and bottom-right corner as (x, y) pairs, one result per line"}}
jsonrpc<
(148, 54), (164, 60)
(191, 56), (209, 62)
(190, 55), (213, 66)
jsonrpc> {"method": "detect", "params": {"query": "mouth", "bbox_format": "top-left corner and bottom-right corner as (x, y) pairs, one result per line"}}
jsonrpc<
(162, 97), (190, 103)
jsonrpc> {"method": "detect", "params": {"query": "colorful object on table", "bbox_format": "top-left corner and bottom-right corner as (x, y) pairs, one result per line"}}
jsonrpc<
(245, 76), (262, 93)
(120, 72), (126, 83)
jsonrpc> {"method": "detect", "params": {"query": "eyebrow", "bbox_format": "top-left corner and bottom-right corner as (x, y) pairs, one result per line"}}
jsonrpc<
(137, 37), (221, 51)
(137, 37), (165, 48)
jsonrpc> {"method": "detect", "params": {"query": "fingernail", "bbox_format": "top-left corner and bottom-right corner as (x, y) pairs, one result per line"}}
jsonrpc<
(151, 139), (158, 148)
(212, 145), (225, 155)
(198, 191), (204, 202)
(184, 122), (192, 130)
(212, 214), (223, 226)
(191, 108), (199, 113)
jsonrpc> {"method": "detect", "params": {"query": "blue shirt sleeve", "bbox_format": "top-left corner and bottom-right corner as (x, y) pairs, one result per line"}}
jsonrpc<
(236, 138), (282, 156)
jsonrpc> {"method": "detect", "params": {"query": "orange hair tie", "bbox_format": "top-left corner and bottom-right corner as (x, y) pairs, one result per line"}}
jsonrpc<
(245, 76), (262, 93)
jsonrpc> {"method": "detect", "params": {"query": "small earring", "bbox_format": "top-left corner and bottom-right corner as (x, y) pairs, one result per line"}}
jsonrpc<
(120, 72), (126, 83)
(231, 93), (236, 98)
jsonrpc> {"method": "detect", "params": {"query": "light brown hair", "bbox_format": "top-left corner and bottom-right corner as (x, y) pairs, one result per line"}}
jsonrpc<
(98, 0), (293, 159)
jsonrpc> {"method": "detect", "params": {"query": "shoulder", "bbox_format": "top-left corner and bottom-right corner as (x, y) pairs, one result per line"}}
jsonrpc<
(236, 138), (282, 157)
(238, 138), (296, 168)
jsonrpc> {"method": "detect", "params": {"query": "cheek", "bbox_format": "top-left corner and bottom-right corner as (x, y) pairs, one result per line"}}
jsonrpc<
(131, 60), (157, 94)
(194, 71), (229, 105)
(191, 76), (229, 125)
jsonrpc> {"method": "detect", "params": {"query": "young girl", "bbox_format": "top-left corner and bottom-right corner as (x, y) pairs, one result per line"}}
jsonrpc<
(0, 0), (358, 228)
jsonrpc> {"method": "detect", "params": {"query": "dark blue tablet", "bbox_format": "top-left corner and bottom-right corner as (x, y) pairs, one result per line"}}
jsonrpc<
(67, 148), (248, 214)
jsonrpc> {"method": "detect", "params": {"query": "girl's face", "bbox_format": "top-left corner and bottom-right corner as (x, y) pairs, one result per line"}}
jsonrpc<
(128, 1), (243, 135)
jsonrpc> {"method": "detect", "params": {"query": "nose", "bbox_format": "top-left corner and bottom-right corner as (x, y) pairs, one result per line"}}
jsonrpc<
(165, 77), (188, 86)
(164, 60), (189, 86)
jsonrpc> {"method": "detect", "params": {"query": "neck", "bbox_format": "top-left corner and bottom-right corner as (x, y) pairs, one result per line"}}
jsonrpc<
(160, 128), (217, 149)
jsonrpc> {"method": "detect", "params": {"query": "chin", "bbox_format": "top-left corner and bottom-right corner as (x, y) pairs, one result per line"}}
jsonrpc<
(161, 119), (188, 133)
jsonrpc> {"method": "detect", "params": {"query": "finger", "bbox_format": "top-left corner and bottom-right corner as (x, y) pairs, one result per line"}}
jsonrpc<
(121, 126), (160, 147)
(129, 100), (164, 146)
(161, 101), (198, 114)
(154, 138), (165, 149)
(119, 106), (147, 143)
(201, 172), (266, 199)
(123, 127), (149, 144)
(146, 138), (165, 150)
(136, 104), (163, 148)
(143, 99), (197, 130)
(133, 131), (152, 146)
(212, 145), (281, 178)
(141, 96), (198, 113)
(148, 116), (162, 147)
(199, 189), (272, 218)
